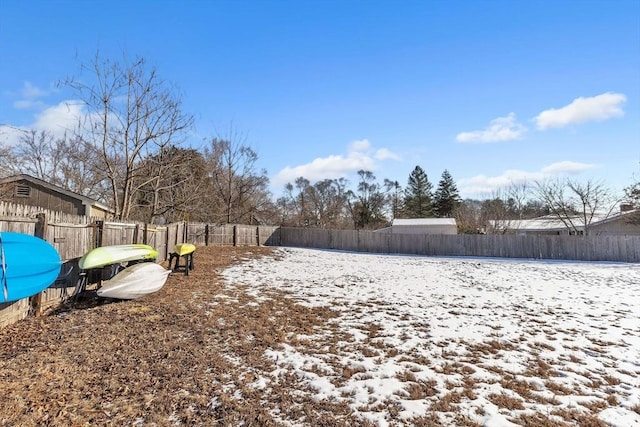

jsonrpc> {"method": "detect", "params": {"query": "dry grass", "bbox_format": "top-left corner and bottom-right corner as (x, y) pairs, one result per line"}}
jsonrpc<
(487, 392), (525, 410)
(550, 409), (609, 427)
(0, 246), (359, 426)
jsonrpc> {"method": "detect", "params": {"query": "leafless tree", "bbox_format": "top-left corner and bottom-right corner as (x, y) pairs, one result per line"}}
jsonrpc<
(623, 163), (640, 225)
(204, 134), (271, 224)
(5, 129), (108, 201)
(283, 177), (311, 226)
(347, 170), (388, 230)
(312, 178), (351, 228)
(281, 177), (351, 228)
(63, 51), (193, 220)
(384, 179), (403, 220)
(480, 192), (513, 234)
(505, 181), (531, 219)
(535, 178), (619, 235)
(454, 199), (484, 234)
(132, 146), (208, 223)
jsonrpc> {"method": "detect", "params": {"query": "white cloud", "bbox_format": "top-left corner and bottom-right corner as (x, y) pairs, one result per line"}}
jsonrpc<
(21, 81), (50, 99)
(458, 161), (597, 197)
(375, 148), (401, 161)
(272, 139), (400, 187)
(534, 92), (626, 130)
(350, 139), (371, 151)
(13, 99), (46, 110)
(456, 113), (526, 143)
(540, 160), (596, 175)
(32, 100), (85, 136)
(0, 124), (28, 147)
(12, 82), (56, 110)
(1, 100), (85, 146)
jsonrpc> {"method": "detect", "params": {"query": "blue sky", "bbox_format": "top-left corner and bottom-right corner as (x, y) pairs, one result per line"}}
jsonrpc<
(1, 0), (639, 199)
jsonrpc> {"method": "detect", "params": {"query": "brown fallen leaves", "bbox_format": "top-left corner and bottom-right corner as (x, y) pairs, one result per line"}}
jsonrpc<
(0, 246), (365, 426)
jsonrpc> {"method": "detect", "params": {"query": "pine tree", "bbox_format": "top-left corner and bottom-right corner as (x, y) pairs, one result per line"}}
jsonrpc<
(403, 166), (433, 217)
(433, 169), (461, 217)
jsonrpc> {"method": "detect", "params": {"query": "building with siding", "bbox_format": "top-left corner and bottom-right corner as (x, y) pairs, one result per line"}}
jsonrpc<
(488, 208), (640, 236)
(0, 174), (113, 218)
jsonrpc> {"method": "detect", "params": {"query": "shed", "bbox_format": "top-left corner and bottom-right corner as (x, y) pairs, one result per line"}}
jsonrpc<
(0, 174), (113, 218)
(377, 218), (458, 235)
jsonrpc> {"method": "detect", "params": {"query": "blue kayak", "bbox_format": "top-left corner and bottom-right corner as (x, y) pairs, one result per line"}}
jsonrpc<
(1, 232), (62, 303)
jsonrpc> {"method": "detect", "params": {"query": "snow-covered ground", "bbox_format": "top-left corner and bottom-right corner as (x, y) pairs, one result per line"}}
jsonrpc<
(221, 247), (640, 427)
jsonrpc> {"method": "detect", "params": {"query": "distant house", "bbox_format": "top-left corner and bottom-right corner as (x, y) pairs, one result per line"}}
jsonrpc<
(488, 207), (640, 236)
(376, 218), (458, 235)
(0, 174), (113, 218)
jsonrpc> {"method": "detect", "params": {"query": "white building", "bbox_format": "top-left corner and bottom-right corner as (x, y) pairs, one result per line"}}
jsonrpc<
(376, 218), (458, 235)
(488, 209), (639, 236)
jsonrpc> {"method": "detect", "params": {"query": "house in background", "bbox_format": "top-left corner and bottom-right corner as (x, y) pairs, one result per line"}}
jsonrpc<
(488, 206), (640, 236)
(0, 174), (113, 218)
(376, 218), (458, 235)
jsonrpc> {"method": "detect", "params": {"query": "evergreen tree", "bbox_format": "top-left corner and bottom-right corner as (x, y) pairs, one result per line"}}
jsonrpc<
(433, 169), (461, 217)
(403, 166), (433, 217)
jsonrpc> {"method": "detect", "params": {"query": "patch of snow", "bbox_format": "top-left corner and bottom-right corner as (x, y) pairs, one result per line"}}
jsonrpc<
(221, 247), (640, 426)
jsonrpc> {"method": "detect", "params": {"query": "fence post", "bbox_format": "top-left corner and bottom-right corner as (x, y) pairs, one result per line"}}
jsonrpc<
(205, 224), (209, 246)
(94, 220), (104, 248)
(143, 223), (148, 245)
(165, 225), (170, 260)
(30, 213), (47, 317)
(233, 225), (238, 246)
(34, 213), (47, 239)
(256, 226), (260, 246)
(133, 223), (140, 243)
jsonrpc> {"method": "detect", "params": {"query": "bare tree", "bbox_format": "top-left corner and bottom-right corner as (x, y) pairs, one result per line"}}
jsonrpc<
(204, 135), (271, 224)
(63, 51), (193, 220)
(133, 146), (208, 223)
(505, 181), (531, 219)
(6, 129), (108, 201)
(384, 179), (403, 220)
(535, 178), (619, 235)
(623, 163), (640, 225)
(454, 199), (484, 234)
(347, 170), (388, 230)
(281, 177), (351, 228)
(308, 178), (351, 228)
(283, 177), (311, 226)
(480, 193), (513, 234)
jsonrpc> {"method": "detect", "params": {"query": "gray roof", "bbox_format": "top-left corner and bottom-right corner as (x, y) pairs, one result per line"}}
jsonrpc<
(0, 174), (113, 212)
(490, 210), (638, 232)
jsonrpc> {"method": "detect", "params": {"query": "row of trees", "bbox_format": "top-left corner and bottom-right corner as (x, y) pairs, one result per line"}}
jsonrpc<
(1, 52), (278, 225)
(1, 129), (277, 225)
(1, 51), (638, 232)
(277, 167), (462, 229)
(4, 128), (638, 234)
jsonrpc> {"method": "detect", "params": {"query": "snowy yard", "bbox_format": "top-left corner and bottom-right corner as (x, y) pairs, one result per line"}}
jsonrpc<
(221, 247), (640, 427)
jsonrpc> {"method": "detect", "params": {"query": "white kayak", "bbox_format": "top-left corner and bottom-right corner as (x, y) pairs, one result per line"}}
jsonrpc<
(97, 262), (170, 299)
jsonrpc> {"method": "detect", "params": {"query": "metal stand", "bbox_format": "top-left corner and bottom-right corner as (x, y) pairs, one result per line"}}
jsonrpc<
(168, 252), (194, 276)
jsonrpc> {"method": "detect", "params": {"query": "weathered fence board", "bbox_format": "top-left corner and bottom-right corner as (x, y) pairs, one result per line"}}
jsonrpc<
(258, 226), (280, 246)
(3, 207), (639, 330)
(280, 227), (640, 263)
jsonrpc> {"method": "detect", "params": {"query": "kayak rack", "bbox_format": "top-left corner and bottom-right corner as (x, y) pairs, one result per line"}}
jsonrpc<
(168, 252), (194, 276)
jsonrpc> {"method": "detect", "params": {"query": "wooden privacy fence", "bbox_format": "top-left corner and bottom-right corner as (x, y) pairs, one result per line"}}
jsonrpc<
(279, 227), (640, 263)
(2, 207), (637, 328)
(186, 223), (281, 247)
(0, 203), (281, 328)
